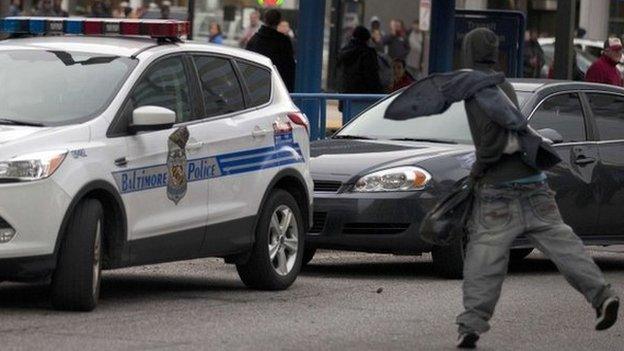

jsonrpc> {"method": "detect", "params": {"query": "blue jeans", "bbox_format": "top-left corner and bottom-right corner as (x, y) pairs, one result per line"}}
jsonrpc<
(457, 182), (616, 334)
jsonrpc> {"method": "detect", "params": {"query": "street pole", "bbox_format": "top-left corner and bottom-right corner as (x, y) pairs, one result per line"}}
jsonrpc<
(187, 0), (195, 40)
(428, 0), (456, 73)
(295, 0), (326, 93)
(554, 0), (576, 80)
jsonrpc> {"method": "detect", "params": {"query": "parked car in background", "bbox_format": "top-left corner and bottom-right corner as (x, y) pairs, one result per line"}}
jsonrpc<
(306, 79), (624, 278)
(539, 37), (624, 78)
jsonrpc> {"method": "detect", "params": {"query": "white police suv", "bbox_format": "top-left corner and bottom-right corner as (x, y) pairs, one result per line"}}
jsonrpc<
(0, 18), (313, 311)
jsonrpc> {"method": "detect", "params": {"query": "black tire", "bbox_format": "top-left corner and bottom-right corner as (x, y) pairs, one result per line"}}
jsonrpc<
(431, 236), (466, 279)
(510, 248), (533, 262)
(236, 189), (304, 290)
(302, 246), (317, 266)
(51, 199), (104, 311)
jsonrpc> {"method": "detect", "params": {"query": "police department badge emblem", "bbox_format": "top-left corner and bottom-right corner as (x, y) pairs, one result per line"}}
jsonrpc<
(167, 126), (190, 205)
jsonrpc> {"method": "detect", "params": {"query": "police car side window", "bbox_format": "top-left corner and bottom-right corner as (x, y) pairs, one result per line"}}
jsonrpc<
(237, 61), (271, 107)
(130, 56), (192, 123)
(529, 93), (586, 142)
(193, 56), (245, 116)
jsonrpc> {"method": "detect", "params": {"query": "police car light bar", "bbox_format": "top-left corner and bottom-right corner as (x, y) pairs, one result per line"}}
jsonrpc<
(0, 17), (189, 39)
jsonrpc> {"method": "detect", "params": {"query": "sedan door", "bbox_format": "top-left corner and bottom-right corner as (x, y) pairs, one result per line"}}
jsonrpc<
(585, 92), (624, 238)
(528, 92), (600, 235)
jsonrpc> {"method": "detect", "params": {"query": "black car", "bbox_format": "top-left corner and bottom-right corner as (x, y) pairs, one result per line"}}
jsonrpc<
(305, 80), (624, 278)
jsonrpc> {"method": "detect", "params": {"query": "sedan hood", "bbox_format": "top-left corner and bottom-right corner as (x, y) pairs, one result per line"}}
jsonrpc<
(310, 139), (473, 183)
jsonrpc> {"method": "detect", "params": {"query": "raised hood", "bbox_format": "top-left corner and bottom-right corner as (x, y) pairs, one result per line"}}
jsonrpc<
(310, 139), (472, 183)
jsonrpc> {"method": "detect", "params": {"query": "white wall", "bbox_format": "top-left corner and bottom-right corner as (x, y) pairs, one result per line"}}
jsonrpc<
(579, 0), (610, 40)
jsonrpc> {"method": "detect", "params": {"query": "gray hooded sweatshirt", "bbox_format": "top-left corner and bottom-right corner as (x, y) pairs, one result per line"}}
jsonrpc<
(462, 28), (541, 183)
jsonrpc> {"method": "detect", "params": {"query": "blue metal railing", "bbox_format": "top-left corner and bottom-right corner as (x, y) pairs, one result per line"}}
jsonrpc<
(291, 93), (386, 141)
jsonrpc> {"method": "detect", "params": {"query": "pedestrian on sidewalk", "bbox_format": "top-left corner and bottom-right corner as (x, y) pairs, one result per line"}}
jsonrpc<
(9, 0), (22, 16)
(239, 10), (261, 48)
(383, 19), (410, 60)
(523, 29), (544, 78)
(390, 58), (414, 92)
(406, 20), (424, 77)
(453, 27), (619, 349)
(246, 9), (296, 92)
(336, 26), (383, 95)
(585, 38), (623, 86)
(208, 22), (224, 44)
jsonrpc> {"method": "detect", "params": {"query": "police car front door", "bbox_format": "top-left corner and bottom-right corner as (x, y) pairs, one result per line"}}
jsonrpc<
(114, 55), (209, 262)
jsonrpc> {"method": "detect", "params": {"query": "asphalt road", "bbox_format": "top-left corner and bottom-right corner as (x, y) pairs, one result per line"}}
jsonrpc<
(1, 248), (623, 351)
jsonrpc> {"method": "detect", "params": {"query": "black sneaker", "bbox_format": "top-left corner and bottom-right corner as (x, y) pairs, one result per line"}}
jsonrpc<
(596, 296), (619, 331)
(456, 332), (479, 349)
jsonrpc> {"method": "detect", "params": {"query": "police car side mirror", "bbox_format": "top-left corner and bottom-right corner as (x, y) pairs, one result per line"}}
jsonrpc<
(537, 128), (564, 144)
(128, 106), (176, 134)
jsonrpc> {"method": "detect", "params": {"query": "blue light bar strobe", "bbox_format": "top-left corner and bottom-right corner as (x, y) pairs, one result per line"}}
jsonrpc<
(29, 19), (46, 34)
(2, 18), (30, 34)
(65, 19), (84, 34)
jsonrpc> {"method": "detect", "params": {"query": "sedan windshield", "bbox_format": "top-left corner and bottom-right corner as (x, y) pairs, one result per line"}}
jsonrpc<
(337, 91), (529, 144)
(0, 50), (136, 126)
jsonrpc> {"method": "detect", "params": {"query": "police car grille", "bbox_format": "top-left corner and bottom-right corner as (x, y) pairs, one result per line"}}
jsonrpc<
(314, 181), (342, 192)
(309, 212), (327, 234)
(342, 223), (410, 235)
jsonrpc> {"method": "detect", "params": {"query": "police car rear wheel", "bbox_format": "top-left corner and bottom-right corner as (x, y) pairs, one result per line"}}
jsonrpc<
(51, 199), (103, 311)
(236, 190), (304, 290)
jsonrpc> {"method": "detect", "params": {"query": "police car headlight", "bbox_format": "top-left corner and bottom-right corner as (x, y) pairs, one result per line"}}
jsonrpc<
(0, 150), (67, 181)
(352, 166), (431, 192)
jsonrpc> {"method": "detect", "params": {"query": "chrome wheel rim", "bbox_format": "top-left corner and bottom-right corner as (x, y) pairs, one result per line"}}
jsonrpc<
(93, 220), (102, 296)
(268, 205), (298, 276)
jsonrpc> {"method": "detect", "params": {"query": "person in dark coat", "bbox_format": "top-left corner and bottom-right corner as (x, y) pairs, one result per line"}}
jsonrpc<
(382, 19), (410, 60)
(337, 26), (383, 94)
(523, 29), (545, 78)
(585, 37), (623, 86)
(246, 9), (296, 92)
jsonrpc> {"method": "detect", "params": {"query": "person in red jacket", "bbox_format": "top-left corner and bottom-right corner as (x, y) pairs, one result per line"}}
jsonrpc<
(585, 37), (623, 86)
(390, 58), (415, 92)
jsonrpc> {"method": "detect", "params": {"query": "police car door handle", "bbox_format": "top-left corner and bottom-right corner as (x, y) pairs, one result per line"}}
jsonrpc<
(114, 157), (128, 167)
(252, 126), (272, 138)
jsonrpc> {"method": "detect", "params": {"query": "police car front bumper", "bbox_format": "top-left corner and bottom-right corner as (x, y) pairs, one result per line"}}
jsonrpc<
(0, 178), (71, 279)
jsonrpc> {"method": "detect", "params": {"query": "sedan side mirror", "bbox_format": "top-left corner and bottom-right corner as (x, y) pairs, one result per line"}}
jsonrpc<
(537, 128), (564, 144)
(129, 106), (176, 134)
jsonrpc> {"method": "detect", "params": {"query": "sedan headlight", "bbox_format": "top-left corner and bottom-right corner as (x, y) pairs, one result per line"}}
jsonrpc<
(0, 150), (67, 181)
(352, 166), (431, 192)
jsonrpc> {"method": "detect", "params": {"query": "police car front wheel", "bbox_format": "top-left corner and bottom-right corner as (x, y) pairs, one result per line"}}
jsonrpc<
(51, 199), (104, 311)
(236, 190), (304, 290)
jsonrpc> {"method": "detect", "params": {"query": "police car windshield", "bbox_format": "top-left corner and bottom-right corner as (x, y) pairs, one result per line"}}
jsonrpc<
(337, 91), (529, 145)
(0, 50), (136, 126)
